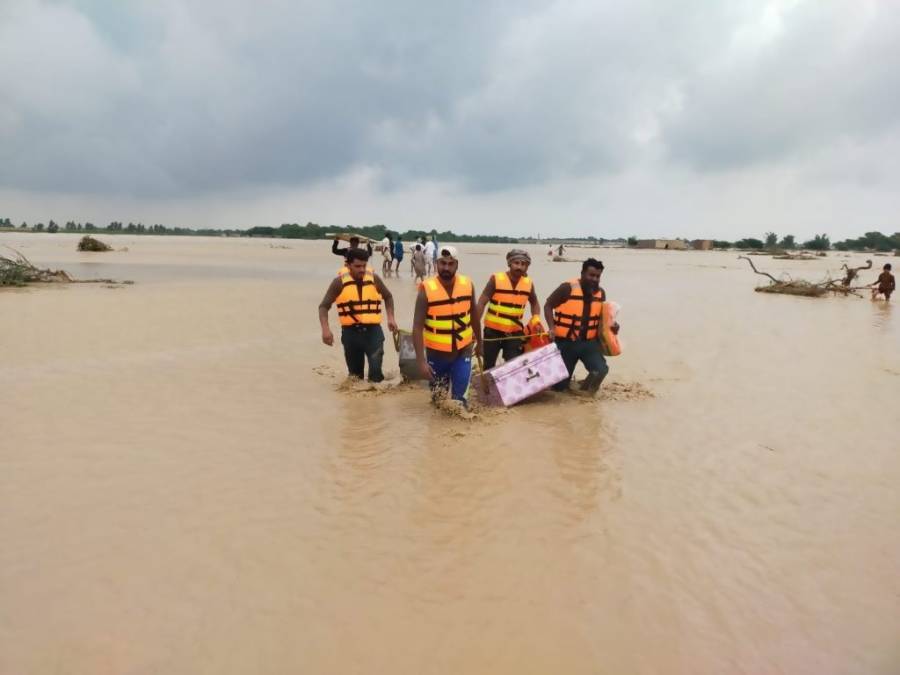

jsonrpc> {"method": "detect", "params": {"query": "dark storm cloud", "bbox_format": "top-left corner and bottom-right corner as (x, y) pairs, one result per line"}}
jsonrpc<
(660, 1), (900, 170)
(1, 0), (899, 197)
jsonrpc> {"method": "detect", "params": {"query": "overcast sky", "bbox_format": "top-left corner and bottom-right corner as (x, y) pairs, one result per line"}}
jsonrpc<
(2, 0), (899, 238)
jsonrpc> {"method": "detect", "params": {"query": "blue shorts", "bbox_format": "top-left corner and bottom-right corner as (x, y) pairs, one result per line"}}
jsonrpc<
(426, 349), (472, 403)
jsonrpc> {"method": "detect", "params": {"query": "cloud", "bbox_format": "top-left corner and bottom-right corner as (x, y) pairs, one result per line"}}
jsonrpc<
(661, 1), (900, 170)
(1, 0), (900, 239)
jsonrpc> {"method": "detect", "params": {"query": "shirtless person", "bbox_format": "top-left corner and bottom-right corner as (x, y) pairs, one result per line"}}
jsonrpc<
(872, 263), (895, 301)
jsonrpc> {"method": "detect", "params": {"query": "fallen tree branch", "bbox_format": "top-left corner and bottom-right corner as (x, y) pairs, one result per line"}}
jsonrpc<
(839, 259), (872, 287)
(738, 255), (780, 283)
(1, 246), (130, 287)
(739, 255), (868, 298)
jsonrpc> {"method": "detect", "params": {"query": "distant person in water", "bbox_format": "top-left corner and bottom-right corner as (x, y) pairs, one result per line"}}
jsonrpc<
(412, 244), (427, 283)
(332, 236), (372, 262)
(424, 237), (436, 275)
(393, 236), (404, 275)
(380, 234), (393, 276)
(871, 263), (895, 301)
(557, 244), (565, 256)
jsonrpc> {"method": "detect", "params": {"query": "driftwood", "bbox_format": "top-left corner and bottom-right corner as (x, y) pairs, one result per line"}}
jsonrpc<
(773, 253), (816, 260)
(738, 256), (870, 298)
(77, 235), (113, 252)
(1, 247), (131, 287)
(839, 260), (872, 287)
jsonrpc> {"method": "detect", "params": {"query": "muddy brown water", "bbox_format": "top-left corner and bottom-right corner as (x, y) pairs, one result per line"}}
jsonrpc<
(2, 233), (899, 674)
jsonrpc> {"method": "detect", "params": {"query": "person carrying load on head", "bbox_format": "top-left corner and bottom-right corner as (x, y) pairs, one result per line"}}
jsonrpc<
(413, 245), (482, 406)
(319, 249), (398, 382)
(544, 258), (620, 394)
(333, 235), (372, 264)
(475, 248), (541, 369)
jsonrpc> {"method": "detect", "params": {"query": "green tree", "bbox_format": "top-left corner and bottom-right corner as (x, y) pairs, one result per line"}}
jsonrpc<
(47, 221), (59, 233)
(764, 232), (778, 249)
(735, 238), (764, 249)
(627, 236), (638, 247)
(802, 233), (830, 251)
(779, 234), (796, 250)
(33, 223), (44, 232)
(712, 240), (732, 248)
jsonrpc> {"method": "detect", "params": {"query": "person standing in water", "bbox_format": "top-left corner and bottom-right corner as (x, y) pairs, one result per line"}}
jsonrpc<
(544, 258), (619, 394)
(332, 236), (372, 262)
(476, 249), (541, 369)
(411, 244), (428, 283)
(872, 263), (895, 301)
(423, 236), (436, 276)
(392, 235), (404, 276)
(380, 233), (393, 276)
(413, 246), (482, 406)
(319, 249), (398, 382)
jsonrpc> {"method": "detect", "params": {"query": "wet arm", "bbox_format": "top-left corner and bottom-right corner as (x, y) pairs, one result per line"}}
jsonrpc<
(470, 290), (483, 355)
(475, 276), (496, 324)
(331, 239), (345, 256)
(373, 275), (396, 326)
(528, 286), (540, 318)
(543, 283), (570, 335)
(318, 277), (343, 331)
(412, 288), (428, 364)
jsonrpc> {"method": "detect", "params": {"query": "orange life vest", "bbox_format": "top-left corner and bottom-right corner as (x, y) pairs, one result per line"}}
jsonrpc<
(553, 278), (604, 340)
(335, 270), (382, 327)
(423, 275), (474, 352)
(484, 272), (532, 333)
(523, 315), (551, 352)
(599, 302), (621, 356)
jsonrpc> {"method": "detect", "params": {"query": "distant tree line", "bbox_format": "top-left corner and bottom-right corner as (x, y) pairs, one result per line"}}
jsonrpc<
(708, 232), (898, 252)
(2, 216), (897, 252)
(244, 222), (519, 243)
(624, 231), (898, 252)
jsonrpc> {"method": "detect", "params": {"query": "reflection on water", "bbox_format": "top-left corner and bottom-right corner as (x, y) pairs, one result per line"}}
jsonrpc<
(1, 234), (899, 675)
(870, 299), (892, 329)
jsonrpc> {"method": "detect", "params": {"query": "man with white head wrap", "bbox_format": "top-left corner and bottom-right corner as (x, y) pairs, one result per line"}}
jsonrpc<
(475, 248), (541, 369)
(413, 246), (483, 406)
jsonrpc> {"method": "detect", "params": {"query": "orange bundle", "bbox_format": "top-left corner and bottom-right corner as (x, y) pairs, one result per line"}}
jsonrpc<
(523, 315), (551, 352)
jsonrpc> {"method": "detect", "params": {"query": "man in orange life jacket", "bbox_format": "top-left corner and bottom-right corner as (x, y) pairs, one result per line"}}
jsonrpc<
(475, 248), (540, 369)
(544, 258), (619, 394)
(319, 249), (398, 382)
(412, 246), (482, 404)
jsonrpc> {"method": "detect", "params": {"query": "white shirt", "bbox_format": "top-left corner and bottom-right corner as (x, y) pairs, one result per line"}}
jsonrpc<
(380, 237), (391, 258)
(424, 241), (436, 259)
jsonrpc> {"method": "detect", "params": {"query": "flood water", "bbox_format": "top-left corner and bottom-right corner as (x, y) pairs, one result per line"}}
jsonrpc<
(2, 233), (898, 674)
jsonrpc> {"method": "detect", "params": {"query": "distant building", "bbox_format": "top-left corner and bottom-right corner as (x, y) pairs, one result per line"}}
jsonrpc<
(636, 239), (688, 250)
(691, 239), (713, 250)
